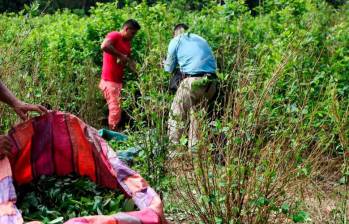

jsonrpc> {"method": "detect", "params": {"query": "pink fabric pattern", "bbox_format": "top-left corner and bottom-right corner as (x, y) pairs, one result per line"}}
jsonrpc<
(0, 111), (166, 224)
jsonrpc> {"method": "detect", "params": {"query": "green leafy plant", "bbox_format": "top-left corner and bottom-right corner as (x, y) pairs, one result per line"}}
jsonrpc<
(0, 0), (348, 223)
(16, 175), (132, 223)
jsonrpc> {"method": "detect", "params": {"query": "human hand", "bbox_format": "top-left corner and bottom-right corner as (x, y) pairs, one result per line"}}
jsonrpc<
(128, 59), (138, 74)
(13, 101), (48, 121)
(0, 135), (12, 159)
(118, 54), (128, 65)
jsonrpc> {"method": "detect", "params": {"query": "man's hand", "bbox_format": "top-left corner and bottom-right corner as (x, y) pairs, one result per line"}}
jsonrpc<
(128, 59), (138, 74)
(118, 54), (129, 66)
(0, 135), (12, 159)
(101, 38), (129, 66)
(13, 101), (48, 121)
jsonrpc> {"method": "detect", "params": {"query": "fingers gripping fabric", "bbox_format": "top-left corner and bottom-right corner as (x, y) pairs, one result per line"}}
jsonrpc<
(0, 111), (165, 224)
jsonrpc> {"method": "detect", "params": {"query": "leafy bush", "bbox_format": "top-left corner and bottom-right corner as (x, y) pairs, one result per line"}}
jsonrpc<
(16, 175), (134, 223)
(0, 0), (348, 223)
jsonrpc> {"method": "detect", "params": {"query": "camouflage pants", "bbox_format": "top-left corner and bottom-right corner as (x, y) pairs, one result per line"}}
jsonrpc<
(168, 76), (216, 148)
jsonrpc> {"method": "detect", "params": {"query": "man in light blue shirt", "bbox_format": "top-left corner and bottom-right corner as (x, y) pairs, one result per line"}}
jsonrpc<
(165, 23), (217, 151)
(164, 27), (216, 75)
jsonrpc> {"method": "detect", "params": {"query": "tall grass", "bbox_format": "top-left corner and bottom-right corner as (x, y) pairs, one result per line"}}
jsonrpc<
(0, 1), (348, 223)
(168, 46), (348, 223)
(166, 4), (348, 222)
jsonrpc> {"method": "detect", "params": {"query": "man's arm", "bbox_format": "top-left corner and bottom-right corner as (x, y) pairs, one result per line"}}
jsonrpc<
(164, 39), (178, 73)
(101, 38), (138, 73)
(0, 81), (47, 120)
(0, 81), (17, 158)
(0, 81), (48, 159)
(127, 58), (138, 74)
(0, 81), (21, 108)
(101, 38), (129, 65)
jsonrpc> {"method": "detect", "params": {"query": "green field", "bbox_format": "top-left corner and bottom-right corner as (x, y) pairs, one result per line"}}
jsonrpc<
(0, 0), (348, 223)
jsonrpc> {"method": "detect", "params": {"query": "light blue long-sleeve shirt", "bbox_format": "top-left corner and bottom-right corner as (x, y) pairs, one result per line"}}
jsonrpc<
(164, 33), (216, 75)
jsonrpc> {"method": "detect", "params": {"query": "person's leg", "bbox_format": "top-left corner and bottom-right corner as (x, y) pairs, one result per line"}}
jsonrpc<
(168, 78), (192, 145)
(99, 80), (122, 130)
(188, 108), (199, 149)
(188, 78), (217, 149)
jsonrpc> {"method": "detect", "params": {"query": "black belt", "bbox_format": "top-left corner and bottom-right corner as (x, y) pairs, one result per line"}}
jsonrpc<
(184, 73), (217, 79)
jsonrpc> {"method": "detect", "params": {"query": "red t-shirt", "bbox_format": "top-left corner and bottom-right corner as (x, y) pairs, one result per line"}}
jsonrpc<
(101, 31), (131, 83)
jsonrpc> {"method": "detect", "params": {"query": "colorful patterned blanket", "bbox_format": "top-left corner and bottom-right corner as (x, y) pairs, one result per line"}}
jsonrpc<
(0, 111), (165, 224)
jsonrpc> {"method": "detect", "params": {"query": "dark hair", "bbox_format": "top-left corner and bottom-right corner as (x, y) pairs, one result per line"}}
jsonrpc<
(123, 19), (141, 30)
(174, 23), (189, 32)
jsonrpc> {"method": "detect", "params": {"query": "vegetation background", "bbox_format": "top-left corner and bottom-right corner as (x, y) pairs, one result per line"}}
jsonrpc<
(0, 0), (348, 223)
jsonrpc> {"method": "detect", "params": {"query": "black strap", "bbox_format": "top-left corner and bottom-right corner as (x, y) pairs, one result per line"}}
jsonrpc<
(184, 73), (217, 79)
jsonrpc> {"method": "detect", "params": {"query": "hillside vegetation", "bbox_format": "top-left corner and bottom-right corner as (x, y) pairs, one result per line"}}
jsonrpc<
(0, 0), (348, 223)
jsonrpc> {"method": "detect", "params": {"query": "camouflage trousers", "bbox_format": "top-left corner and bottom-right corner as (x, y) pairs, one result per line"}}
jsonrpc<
(168, 76), (216, 148)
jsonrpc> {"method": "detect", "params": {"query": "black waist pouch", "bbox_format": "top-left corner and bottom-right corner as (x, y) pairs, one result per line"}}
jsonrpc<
(169, 69), (186, 93)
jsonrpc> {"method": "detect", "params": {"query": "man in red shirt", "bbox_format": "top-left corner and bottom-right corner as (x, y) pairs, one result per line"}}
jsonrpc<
(99, 19), (140, 130)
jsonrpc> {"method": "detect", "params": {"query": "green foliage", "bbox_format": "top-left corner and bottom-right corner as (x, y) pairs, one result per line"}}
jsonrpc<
(16, 175), (132, 223)
(292, 210), (310, 223)
(0, 0), (348, 223)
